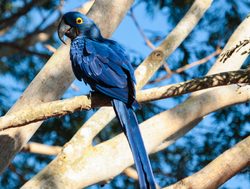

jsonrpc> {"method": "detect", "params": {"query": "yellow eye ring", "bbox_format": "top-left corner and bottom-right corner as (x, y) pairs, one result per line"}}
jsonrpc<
(76, 17), (83, 24)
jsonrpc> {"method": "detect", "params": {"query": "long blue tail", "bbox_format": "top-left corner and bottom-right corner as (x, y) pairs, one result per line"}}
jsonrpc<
(112, 99), (156, 189)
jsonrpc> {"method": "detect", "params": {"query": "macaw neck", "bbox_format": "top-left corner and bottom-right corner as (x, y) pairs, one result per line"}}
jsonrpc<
(78, 24), (103, 41)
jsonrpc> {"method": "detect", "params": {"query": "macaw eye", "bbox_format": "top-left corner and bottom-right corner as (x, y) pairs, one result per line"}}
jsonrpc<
(76, 17), (83, 24)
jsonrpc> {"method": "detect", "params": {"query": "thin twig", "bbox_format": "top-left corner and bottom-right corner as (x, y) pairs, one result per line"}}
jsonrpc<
(176, 47), (222, 73)
(9, 164), (27, 184)
(44, 44), (57, 53)
(163, 62), (173, 75)
(22, 142), (62, 156)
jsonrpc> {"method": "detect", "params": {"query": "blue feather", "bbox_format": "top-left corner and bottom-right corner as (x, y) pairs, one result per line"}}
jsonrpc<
(63, 11), (156, 189)
(112, 99), (156, 189)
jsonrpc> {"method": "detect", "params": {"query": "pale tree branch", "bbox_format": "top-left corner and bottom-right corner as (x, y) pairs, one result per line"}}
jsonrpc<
(176, 47), (222, 73)
(163, 62), (173, 75)
(22, 142), (139, 182)
(21, 136), (250, 189)
(8, 164), (27, 184)
(22, 142), (61, 156)
(21, 8), (250, 188)
(0, 0), (134, 173)
(0, 69), (249, 130)
(164, 136), (250, 189)
(135, 0), (213, 90)
(22, 142), (139, 181)
(44, 44), (57, 53)
(123, 167), (139, 180)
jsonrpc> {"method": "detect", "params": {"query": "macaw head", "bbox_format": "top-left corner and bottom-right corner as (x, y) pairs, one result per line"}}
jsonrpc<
(57, 11), (102, 44)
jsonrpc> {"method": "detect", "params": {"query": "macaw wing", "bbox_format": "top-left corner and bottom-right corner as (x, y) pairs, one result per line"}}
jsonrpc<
(85, 39), (136, 80)
(104, 39), (136, 84)
(82, 39), (130, 88)
(70, 38), (136, 103)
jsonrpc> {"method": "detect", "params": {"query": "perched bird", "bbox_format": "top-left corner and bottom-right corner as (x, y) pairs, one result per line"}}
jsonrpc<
(58, 12), (156, 189)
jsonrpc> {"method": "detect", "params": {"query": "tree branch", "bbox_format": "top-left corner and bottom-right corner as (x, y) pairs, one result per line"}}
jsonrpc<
(22, 142), (61, 156)
(22, 142), (139, 181)
(135, 0), (213, 90)
(8, 164), (27, 184)
(164, 136), (250, 189)
(22, 142), (140, 183)
(0, 69), (249, 130)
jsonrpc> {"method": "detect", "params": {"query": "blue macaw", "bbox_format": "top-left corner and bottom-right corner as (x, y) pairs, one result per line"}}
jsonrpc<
(58, 12), (156, 189)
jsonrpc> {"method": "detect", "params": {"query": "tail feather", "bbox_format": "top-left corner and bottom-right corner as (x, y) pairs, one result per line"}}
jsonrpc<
(112, 99), (156, 189)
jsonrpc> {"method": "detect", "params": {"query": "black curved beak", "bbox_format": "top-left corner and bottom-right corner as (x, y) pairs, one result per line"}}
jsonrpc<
(57, 18), (71, 44)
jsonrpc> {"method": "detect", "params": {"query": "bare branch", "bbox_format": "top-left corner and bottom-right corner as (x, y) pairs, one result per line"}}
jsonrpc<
(8, 164), (27, 184)
(44, 44), (57, 53)
(22, 142), (61, 156)
(21, 137), (250, 189)
(135, 0), (213, 90)
(0, 69), (249, 131)
(163, 62), (173, 75)
(22, 142), (140, 183)
(123, 167), (138, 180)
(164, 136), (250, 189)
(176, 48), (222, 73)
(220, 38), (250, 63)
